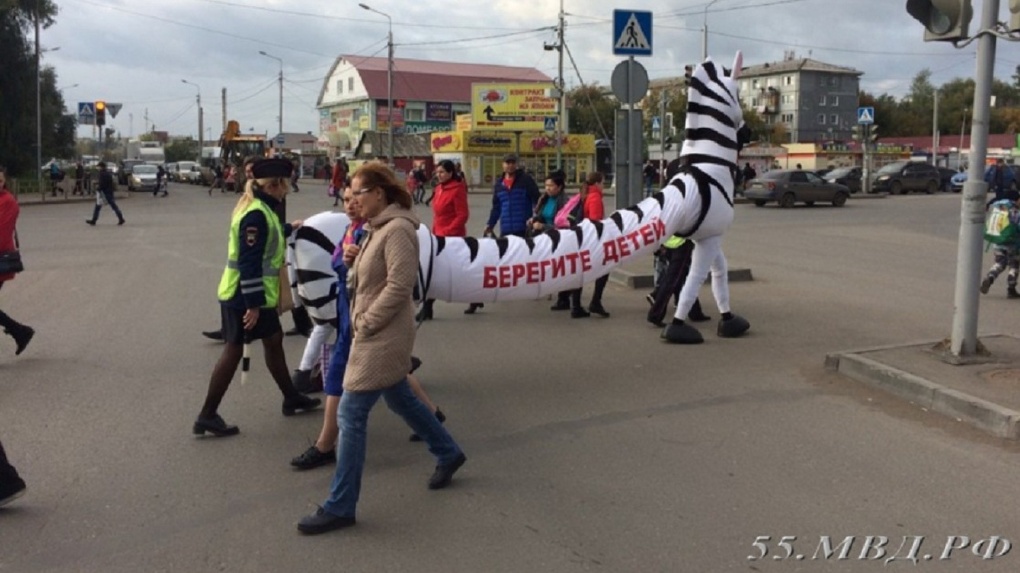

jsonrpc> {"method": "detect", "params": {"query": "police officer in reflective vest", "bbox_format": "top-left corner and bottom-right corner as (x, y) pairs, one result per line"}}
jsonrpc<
(194, 158), (321, 437)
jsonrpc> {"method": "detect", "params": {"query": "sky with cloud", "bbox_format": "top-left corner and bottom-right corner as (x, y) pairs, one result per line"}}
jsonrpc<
(38, 0), (1015, 140)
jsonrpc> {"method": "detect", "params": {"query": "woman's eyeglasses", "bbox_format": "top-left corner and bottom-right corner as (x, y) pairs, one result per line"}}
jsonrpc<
(352, 187), (374, 196)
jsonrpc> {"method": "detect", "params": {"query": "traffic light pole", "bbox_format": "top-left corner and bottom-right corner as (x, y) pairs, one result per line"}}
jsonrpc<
(950, 0), (998, 359)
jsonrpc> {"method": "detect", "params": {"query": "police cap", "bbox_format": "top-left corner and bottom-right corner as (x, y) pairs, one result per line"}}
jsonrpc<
(251, 158), (293, 179)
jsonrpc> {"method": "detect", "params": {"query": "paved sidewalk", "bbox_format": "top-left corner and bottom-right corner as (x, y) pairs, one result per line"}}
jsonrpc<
(826, 334), (1020, 439)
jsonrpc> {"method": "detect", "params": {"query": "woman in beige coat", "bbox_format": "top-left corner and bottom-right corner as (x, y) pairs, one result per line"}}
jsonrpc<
(298, 163), (466, 535)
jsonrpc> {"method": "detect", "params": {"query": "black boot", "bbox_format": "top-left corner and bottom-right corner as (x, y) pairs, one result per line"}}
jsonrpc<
(4, 323), (34, 356)
(1009, 286), (1020, 299)
(292, 369), (318, 394)
(464, 302), (484, 315)
(86, 205), (101, 225)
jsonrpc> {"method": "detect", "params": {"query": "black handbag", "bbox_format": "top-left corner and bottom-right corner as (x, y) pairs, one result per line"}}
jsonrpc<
(1, 230), (23, 274)
(0, 250), (22, 274)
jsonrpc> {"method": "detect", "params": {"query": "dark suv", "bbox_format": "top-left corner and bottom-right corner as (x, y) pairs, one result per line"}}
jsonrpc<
(870, 161), (941, 195)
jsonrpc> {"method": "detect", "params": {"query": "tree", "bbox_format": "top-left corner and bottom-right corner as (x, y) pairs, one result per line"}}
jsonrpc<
(0, 0), (64, 177)
(566, 83), (617, 141)
(165, 138), (200, 163)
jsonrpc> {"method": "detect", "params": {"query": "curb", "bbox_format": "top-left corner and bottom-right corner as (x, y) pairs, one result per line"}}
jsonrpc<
(825, 344), (1020, 440)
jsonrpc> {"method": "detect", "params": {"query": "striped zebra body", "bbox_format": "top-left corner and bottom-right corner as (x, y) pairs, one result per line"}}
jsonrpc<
(289, 211), (350, 325)
(290, 54), (748, 341)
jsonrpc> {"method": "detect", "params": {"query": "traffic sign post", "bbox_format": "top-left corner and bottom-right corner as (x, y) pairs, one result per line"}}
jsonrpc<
(611, 57), (649, 207)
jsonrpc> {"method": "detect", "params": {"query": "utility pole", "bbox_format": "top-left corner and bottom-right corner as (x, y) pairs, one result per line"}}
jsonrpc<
(35, 6), (41, 194)
(222, 88), (227, 133)
(932, 89), (939, 166)
(556, 0), (565, 171)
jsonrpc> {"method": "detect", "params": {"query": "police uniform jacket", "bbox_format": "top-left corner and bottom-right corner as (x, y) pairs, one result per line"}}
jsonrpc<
(221, 190), (293, 310)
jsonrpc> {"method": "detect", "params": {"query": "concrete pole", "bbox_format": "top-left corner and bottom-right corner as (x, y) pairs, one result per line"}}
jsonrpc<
(35, 6), (42, 194)
(950, 0), (999, 358)
(932, 89), (939, 165)
(387, 26), (394, 165)
(555, 0), (565, 171)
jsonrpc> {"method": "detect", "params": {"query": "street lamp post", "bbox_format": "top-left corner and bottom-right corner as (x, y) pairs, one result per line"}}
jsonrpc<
(258, 51), (284, 138)
(359, 3), (393, 165)
(702, 0), (721, 60)
(181, 79), (204, 153)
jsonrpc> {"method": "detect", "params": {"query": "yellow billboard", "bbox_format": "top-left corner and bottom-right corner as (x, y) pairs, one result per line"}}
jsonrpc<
(471, 82), (558, 132)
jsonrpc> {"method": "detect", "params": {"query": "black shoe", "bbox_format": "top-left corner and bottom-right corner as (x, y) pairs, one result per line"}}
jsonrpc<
(117, 219), (125, 226)
(550, 300), (571, 311)
(570, 307), (590, 319)
(0, 477), (26, 508)
(717, 314), (751, 338)
(85, 219), (96, 226)
(290, 445), (336, 470)
(297, 506), (356, 535)
(1009, 287), (1020, 299)
(980, 276), (993, 294)
(688, 312), (711, 322)
(416, 304), (433, 322)
(202, 329), (224, 341)
(192, 414), (240, 437)
(282, 394), (321, 416)
(588, 303), (610, 318)
(464, 303), (484, 315)
(292, 369), (318, 394)
(428, 452), (466, 490)
(410, 408), (446, 442)
(6, 325), (34, 356)
(662, 320), (704, 344)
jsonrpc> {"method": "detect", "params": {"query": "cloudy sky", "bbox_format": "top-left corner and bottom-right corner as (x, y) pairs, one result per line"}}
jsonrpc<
(39, 0), (1014, 140)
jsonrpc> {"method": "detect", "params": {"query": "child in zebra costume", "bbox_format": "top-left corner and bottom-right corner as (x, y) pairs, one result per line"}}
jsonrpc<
(290, 55), (750, 345)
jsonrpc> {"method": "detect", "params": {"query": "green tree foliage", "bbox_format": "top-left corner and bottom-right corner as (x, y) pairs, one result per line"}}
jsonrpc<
(0, 0), (68, 177)
(566, 83), (617, 141)
(165, 138), (200, 163)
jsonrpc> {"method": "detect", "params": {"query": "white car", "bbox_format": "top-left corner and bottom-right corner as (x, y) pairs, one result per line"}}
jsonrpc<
(177, 161), (201, 184)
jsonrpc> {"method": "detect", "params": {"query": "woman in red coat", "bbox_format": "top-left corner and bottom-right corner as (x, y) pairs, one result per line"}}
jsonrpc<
(417, 159), (474, 320)
(578, 171), (610, 317)
(0, 167), (34, 355)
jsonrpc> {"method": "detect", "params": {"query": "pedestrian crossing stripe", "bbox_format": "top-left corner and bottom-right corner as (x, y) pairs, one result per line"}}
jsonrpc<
(614, 13), (651, 52)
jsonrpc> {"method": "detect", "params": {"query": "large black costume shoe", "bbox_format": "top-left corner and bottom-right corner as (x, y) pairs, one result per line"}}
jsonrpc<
(662, 320), (704, 344)
(717, 314), (750, 338)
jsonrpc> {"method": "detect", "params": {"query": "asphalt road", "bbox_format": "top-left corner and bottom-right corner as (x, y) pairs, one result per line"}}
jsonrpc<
(1, 184), (1019, 572)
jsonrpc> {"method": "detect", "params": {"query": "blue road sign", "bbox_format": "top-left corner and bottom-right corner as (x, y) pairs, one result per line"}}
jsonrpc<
(652, 116), (661, 130)
(77, 102), (96, 126)
(613, 10), (653, 56)
(544, 116), (557, 131)
(857, 106), (875, 125)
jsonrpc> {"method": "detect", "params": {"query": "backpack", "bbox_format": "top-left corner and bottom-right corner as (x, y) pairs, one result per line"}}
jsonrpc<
(984, 201), (1020, 246)
(554, 194), (583, 229)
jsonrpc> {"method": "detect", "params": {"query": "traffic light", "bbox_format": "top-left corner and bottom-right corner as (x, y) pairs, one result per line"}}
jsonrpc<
(851, 125), (862, 141)
(905, 0), (972, 42)
(683, 65), (694, 85)
(868, 125), (880, 142)
(1009, 0), (1020, 33)
(95, 101), (106, 126)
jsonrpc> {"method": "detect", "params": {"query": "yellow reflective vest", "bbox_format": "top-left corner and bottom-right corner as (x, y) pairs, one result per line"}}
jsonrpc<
(217, 199), (284, 308)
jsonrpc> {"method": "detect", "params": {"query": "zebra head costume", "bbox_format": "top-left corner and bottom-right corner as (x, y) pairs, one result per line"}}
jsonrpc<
(291, 53), (749, 345)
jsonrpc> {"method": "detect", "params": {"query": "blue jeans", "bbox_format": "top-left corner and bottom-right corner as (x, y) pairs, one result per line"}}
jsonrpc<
(322, 378), (463, 518)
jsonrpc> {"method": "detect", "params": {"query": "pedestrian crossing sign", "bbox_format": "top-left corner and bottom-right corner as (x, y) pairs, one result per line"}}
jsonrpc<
(857, 106), (875, 125)
(544, 116), (557, 131)
(613, 10), (653, 56)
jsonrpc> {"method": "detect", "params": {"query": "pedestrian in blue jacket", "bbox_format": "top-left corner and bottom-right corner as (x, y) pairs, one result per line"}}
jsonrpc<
(483, 154), (540, 238)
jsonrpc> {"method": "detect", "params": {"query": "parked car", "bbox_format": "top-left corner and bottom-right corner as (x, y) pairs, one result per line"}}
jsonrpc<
(128, 164), (158, 192)
(176, 161), (201, 184)
(937, 167), (958, 193)
(118, 159), (147, 186)
(165, 162), (179, 182)
(823, 166), (862, 194)
(950, 171), (967, 192)
(744, 169), (850, 208)
(870, 161), (941, 194)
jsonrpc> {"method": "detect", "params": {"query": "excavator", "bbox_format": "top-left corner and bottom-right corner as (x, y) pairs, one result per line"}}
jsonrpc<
(218, 120), (267, 191)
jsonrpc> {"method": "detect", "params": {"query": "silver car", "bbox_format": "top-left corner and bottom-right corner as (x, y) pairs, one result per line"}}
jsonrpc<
(129, 164), (159, 192)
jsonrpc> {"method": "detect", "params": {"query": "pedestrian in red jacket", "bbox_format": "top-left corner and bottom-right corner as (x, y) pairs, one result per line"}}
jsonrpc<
(417, 160), (476, 320)
(0, 166), (34, 354)
(579, 171), (610, 317)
